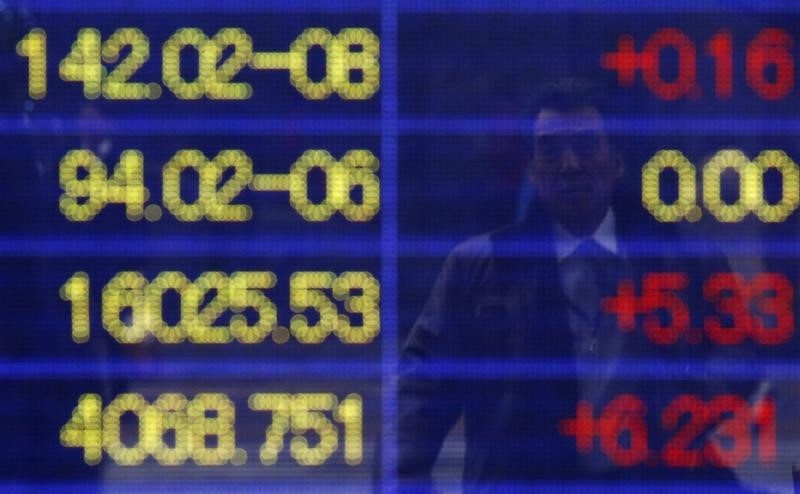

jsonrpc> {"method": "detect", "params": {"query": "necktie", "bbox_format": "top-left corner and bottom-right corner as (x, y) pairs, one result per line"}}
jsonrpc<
(560, 239), (625, 354)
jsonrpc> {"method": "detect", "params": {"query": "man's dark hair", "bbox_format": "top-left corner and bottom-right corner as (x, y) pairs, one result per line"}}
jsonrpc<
(528, 77), (625, 156)
(529, 78), (608, 117)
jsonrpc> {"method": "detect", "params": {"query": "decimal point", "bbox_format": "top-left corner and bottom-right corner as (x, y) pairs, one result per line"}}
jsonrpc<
(646, 450), (660, 467)
(144, 204), (163, 222)
(147, 83), (163, 100)
(685, 328), (704, 344)
(686, 206), (702, 222)
(272, 326), (290, 344)
(231, 448), (248, 465)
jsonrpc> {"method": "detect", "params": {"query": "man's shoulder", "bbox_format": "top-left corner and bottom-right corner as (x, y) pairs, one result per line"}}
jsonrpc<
(440, 223), (545, 290)
(448, 232), (493, 261)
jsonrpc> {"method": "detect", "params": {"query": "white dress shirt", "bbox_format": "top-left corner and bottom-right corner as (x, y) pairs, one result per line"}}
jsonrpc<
(554, 209), (626, 471)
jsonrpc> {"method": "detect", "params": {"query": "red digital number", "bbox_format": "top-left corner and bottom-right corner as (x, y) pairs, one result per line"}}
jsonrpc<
(604, 28), (796, 101)
(703, 273), (793, 345)
(753, 397), (777, 463)
(749, 273), (794, 345)
(703, 273), (751, 345)
(641, 28), (697, 100)
(705, 30), (733, 99)
(746, 28), (794, 100)
(598, 394), (649, 467)
(661, 394), (707, 468)
(704, 395), (752, 468)
(661, 394), (776, 468)
(562, 394), (777, 468)
(640, 273), (690, 345)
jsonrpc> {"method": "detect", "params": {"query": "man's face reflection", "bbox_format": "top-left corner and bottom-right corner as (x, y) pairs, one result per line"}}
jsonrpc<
(531, 107), (623, 235)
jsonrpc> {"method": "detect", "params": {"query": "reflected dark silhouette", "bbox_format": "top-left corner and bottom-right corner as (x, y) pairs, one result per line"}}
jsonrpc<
(396, 79), (755, 493)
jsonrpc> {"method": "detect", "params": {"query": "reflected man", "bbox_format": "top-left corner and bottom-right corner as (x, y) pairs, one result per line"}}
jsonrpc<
(397, 79), (744, 492)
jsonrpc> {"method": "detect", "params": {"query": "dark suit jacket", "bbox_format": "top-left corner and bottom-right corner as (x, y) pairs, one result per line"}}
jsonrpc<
(397, 200), (750, 492)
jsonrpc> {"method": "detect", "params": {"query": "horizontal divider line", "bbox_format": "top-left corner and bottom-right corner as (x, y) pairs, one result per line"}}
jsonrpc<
(0, 236), (382, 257)
(1, 358), (795, 380)
(0, 236), (796, 258)
(0, 483), (369, 494)
(0, 359), (381, 380)
(5, 117), (800, 136)
(12, 0), (800, 13)
(0, 481), (758, 494)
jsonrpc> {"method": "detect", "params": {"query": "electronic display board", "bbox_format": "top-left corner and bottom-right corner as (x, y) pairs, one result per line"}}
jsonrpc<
(1, 1), (799, 492)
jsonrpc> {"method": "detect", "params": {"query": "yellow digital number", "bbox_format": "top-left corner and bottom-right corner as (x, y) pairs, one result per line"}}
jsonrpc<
(16, 28), (47, 99)
(332, 271), (381, 344)
(249, 393), (363, 466)
(289, 28), (335, 100)
(229, 271), (278, 343)
(288, 149), (381, 221)
(337, 149), (381, 221)
(61, 392), (362, 466)
(328, 28), (380, 100)
(201, 28), (253, 100)
(641, 150), (699, 222)
(162, 149), (253, 222)
(23, 26), (381, 101)
(289, 271), (381, 344)
(336, 394), (364, 465)
(184, 272), (233, 344)
(205, 150), (254, 221)
(145, 271), (193, 343)
(59, 28), (103, 98)
(162, 28), (208, 100)
(288, 393), (339, 466)
(61, 272), (90, 343)
(288, 150), (339, 221)
(59, 394), (102, 465)
(249, 393), (292, 465)
(750, 150), (800, 222)
(187, 393), (236, 465)
(161, 149), (213, 221)
(102, 271), (148, 343)
(288, 28), (380, 100)
(107, 150), (148, 220)
(289, 271), (339, 343)
(60, 150), (149, 221)
(249, 393), (338, 466)
(643, 149), (800, 223)
(102, 393), (150, 466)
(75, 271), (378, 344)
(144, 393), (190, 466)
(59, 150), (107, 221)
(703, 149), (752, 222)
(60, 148), (378, 222)
(102, 28), (161, 100)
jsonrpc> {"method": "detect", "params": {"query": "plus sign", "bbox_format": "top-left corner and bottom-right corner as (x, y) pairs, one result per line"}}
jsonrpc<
(601, 279), (641, 331)
(558, 401), (597, 454)
(600, 35), (640, 86)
